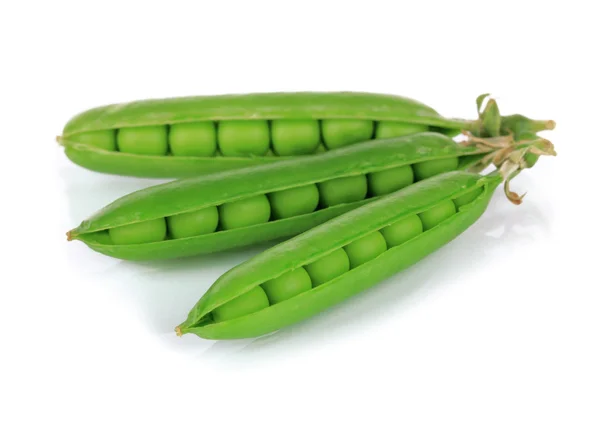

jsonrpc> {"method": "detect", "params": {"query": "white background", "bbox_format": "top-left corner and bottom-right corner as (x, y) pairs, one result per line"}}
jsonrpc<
(1, 1), (598, 427)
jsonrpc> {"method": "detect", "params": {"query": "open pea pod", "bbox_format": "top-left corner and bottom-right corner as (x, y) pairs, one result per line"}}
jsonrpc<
(177, 137), (557, 340)
(58, 92), (555, 178)
(67, 133), (550, 261)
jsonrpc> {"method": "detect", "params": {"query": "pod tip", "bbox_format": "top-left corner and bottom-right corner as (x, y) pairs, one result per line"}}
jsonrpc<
(546, 120), (556, 130)
(66, 231), (73, 241)
(175, 326), (183, 337)
(56, 135), (64, 145)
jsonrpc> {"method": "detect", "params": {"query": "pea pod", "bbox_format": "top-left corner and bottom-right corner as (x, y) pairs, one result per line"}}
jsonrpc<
(67, 133), (519, 261)
(176, 139), (556, 340)
(58, 92), (554, 178)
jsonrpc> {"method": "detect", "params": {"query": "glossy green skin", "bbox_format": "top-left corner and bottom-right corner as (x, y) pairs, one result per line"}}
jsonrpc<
(419, 200), (456, 230)
(380, 215), (423, 247)
(453, 187), (484, 208)
(318, 175), (368, 207)
(344, 231), (388, 269)
(271, 120), (321, 155)
(304, 248), (350, 287)
(178, 171), (502, 339)
(166, 206), (219, 239)
(218, 195), (271, 230)
(261, 268), (313, 304)
(376, 122), (429, 139)
(169, 122), (217, 156)
(321, 119), (374, 149)
(268, 184), (320, 219)
(413, 157), (460, 181)
(367, 165), (414, 196)
(69, 133), (487, 261)
(117, 126), (169, 155)
(61, 92), (476, 178)
(75, 130), (116, 151)
(211, 286), (270, 323)
(217, 120), (270, 156)
(108, 218), (167, 245)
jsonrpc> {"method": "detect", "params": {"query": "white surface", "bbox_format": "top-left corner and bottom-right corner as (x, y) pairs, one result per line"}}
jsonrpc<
(1, 1), (599, 427)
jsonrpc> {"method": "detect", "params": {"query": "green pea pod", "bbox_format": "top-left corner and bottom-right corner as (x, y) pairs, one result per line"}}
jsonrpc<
(58, 92), (554, 178)
(68, 133), (517, 261)
(176, 136), (556, 340)
(176, 170), (499, 339)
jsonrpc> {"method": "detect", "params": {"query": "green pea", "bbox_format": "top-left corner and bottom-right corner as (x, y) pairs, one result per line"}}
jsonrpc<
(418, 200), (456, 230)
(344, 231), (387, 269)
(108, 218), (167, 245)
(116, 126), (168, 155)
(73, 130), (116, 151)
(166, 206), (219, 239)
(268, 184), (319, 219)
(454, 187), (484, 208)
(305, 248), (350, 287)
(169, 122), (217, 156)
(218, 120), (270, 156)
(412, 157), (459, 181)
(261, 268), (312, 304)
(321, 119), (374, 150)
(218, 195), (271, 230)
(271, 120), (321, 156)
(318, 175), (368, 208)
(375, 122), (428, 138)
(368, 165), (414, 196)
(381, 215), (423, 247)
(211, 286), (270, 323)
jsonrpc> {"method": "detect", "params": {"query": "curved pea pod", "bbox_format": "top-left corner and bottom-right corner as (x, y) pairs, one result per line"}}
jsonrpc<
(68, 133), (503, 261)
(176, 171), (500, 339)
(57, 92), (554, 178)
(176, 139), (557, 339)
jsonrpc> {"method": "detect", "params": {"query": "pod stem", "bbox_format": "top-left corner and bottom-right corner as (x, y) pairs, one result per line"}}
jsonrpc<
(175, 326), (183, 337)
(474, 94), (556, 138)
(487, 137), (557, 205)
(56, 135), (65, 146)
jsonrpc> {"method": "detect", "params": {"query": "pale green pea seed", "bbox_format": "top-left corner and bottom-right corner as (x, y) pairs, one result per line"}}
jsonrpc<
(261, 268), (312, 304)
(304, 248), (350, 287)
(321, 119), (374, 150)
(368, 165), (414, 196)
(167, 206), (219, 239)
(72, 130), (116, 151)
(344, 231), (388, 269)
(412, 157), (459, 181)
(108, 218), (167, 245)
(419, 200), (456, 230)
(211, 286), (270, 323)
(117, 126), (169, 155)
(271, 120), (321, 155)
(318, 175), (368, 208)
(218, 121), (270, 156)
(169, 122), (217, 156)
(218, 195), (271, 230)
(453, 187), (484, 208)
(268, 184), (319, 219)
(381, 215), (423, 247)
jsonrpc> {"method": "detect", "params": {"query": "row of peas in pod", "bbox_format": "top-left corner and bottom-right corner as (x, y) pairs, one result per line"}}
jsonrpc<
(208, 186), (483, 323)
(73, 118), (427, 157)
(105, 154), (458, 246)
